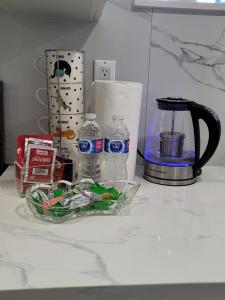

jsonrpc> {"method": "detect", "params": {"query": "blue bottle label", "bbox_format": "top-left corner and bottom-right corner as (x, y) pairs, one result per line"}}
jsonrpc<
(104, 139), (129, 153)
(79, 139), (103, 154)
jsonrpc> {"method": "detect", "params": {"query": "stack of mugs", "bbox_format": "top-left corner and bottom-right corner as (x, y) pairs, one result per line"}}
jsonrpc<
(36, 49), (85, 161)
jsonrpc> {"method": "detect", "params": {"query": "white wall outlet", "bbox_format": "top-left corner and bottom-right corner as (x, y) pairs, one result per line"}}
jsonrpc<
(94, 60), (116, 80)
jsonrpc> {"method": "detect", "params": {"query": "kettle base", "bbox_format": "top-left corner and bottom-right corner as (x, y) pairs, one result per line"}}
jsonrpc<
(143, 173), (197, 186)
(144, 160), (197, 186)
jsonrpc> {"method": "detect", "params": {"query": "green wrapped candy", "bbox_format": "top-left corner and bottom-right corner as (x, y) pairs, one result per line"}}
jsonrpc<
(49, 203), (71, 218)
(90, 183), (121, 200)
(32, 197), (44, 215)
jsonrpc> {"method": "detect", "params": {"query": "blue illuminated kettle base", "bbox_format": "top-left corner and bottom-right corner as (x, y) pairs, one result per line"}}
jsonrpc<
(144, 160), (197, 186)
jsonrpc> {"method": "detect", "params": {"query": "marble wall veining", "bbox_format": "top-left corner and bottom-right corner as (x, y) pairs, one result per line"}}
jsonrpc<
(148, 13), (225, 165)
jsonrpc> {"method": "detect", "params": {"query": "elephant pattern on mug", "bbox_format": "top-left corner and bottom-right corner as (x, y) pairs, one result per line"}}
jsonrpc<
(51, 60), (72, 78)
(53, 93), (72, 112)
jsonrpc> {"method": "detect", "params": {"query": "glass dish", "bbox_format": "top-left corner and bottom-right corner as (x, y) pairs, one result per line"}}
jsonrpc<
(25, 180), (140, 223)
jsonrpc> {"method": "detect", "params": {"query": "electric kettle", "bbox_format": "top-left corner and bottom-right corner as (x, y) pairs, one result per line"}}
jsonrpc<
(144, 97), (221, 186)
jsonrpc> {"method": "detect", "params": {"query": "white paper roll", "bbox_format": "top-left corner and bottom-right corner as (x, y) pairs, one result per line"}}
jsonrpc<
(92, 80), (143, 180)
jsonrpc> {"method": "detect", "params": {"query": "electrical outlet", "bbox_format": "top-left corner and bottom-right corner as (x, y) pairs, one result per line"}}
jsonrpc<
(94, 60), (116, 80)
(99, 67), (110, 80)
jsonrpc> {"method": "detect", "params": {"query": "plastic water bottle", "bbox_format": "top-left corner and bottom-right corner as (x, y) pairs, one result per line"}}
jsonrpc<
(104, 115), (129, 181)
(78, 114), (103, 182)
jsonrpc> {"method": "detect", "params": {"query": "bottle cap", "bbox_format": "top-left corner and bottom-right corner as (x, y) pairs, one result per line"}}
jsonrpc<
(85, 113), (96, 120)
(113, 114), (123, 120)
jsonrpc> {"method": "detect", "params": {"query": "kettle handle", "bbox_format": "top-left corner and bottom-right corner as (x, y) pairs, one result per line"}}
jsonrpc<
(189, 102), (221, 173)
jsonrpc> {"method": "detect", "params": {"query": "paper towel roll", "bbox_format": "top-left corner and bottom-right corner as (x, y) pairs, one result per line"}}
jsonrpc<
(92, 80), (143, 180)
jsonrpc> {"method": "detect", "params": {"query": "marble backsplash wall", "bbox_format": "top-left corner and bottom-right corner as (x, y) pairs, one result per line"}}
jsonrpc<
(148, 13), (225, 165)
(2, 0), (225, 166)
(0, 0), (150, 163)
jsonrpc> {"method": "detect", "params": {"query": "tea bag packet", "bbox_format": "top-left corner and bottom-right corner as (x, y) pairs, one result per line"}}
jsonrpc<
(24, 138), (53, 155)
(16, 134), (52, 166)
(24, 145), (57, 184)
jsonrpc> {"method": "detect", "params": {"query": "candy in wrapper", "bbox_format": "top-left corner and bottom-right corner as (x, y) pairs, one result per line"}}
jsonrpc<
(89, 183), (121, 200)
(33, 190), (49, 203)
(24, 145), (56, 183)
(81, 189), (102, 202)
(42, 194), (65, 209)
(41, 187), (101, 209)
(78, 179), (94, 193)
(59, 193), (95, 209)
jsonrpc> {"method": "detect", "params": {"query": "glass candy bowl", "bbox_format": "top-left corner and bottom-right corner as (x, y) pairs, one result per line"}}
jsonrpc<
(25, 180), (140, 223)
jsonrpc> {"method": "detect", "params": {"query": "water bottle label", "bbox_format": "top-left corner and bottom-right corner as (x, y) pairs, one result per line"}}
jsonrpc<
(105, 139), (129, 153)
(79, 139), (103, 154)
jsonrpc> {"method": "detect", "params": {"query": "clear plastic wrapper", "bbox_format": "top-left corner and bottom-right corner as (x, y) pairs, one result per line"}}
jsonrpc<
(59, 193), (95, 209)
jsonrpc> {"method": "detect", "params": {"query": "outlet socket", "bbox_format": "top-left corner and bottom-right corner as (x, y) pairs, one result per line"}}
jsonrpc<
(99, 67), (110, 80)
(94, 60), (116, 80)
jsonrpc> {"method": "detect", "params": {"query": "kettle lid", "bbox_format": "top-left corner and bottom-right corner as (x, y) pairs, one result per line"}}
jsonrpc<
(157, 97), (193, 111)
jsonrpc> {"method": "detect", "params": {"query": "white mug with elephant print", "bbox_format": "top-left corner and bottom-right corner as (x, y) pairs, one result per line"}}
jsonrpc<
(35, 50), (84, 84)
(48, 83), (84, 115)
(35, 83), (84, 115)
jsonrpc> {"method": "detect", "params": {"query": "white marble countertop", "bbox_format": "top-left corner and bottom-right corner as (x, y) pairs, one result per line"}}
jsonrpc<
(1, 165), (225, 299)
